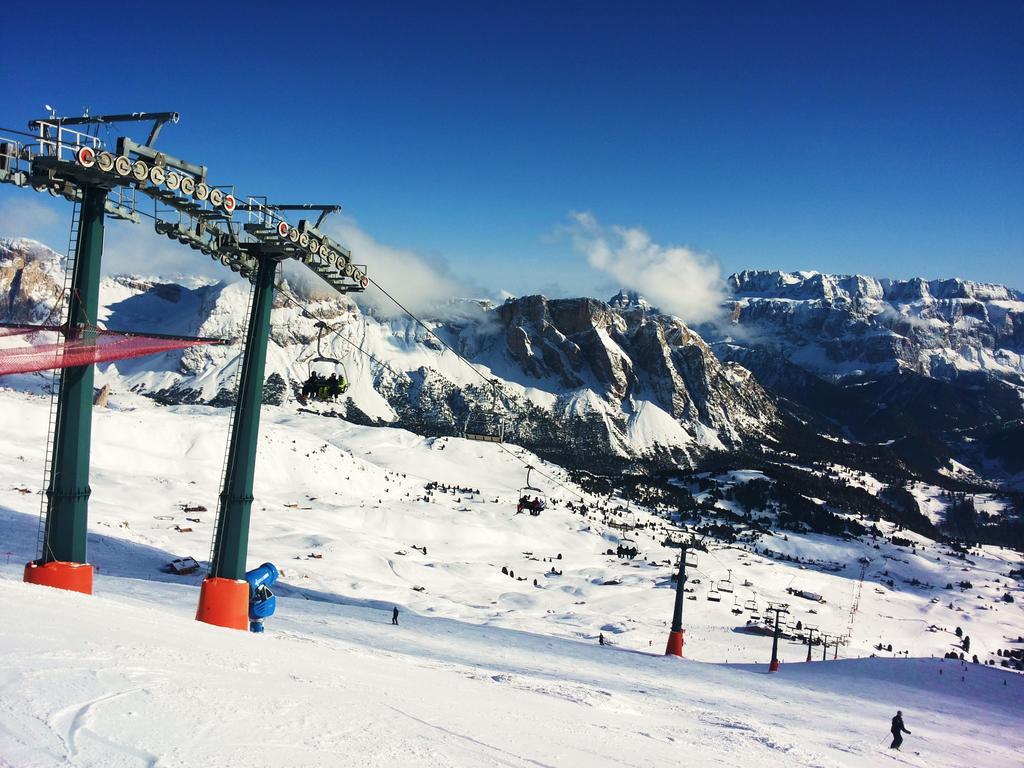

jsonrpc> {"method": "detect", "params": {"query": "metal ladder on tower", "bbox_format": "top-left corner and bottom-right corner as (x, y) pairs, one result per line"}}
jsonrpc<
(34, 200), (82, 561)
(206, 277), (257, 573)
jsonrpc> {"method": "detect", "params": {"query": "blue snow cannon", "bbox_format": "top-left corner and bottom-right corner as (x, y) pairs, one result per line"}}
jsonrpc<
(245, 562), (279, 633)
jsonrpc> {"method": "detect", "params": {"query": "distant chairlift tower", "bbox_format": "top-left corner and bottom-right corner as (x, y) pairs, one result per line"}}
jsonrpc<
(767, 603), (789, 672)
(666, 542), (698, 657)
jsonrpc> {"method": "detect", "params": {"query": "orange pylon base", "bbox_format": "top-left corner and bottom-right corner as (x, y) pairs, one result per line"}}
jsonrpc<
(769, 658), (780, 672)
(23, 560), (93, 594)
(196, 577), (249, 631)
(665, 629), (684, 657)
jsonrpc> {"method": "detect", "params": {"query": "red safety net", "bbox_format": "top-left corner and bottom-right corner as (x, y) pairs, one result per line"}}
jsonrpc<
(0, 325), (223, 376)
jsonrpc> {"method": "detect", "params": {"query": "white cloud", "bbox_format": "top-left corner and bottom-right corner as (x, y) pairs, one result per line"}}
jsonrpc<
(0, 194), (234, 283)
(0, 195), (64, 245)
(102, 218), (230, 282)
(321, 216), (468, 318)
(567, 211), (726, 324)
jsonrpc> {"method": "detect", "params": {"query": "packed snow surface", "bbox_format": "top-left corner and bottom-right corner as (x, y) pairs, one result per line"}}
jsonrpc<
(0, 388), (1022, 767)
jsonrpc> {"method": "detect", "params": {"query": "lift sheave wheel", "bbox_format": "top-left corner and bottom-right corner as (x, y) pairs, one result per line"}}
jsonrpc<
(76, 146), (96, 168)
(96, 151), (115, 172)
(131, 160), (149, 182)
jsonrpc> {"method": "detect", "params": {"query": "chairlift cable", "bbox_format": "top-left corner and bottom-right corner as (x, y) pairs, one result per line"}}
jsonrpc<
(274, 285), (407, 380)
(367, 277), (495, 389)
(364, 280), (587, 500)
(278, 278), (588, 502)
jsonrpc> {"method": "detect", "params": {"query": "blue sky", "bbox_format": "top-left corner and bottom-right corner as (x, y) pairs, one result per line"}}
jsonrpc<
(1, 1), (1022, 310)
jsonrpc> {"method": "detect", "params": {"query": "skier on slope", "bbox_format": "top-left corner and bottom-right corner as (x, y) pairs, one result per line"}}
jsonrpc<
(392, 606), (399, 626)
(889, 710), (911, 750)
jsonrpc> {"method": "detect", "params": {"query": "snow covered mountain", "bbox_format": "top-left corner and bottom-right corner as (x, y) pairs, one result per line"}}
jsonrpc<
(721, 269), (1024, 385)
(0, 238), (777, 471)
(701, 270), (1024, 482)
(0, 237), (67, 325)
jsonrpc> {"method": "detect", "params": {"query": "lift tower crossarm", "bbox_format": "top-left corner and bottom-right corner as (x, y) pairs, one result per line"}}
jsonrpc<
(28, 112), (180, 147)
(118, 137), (207, 181)
(266, 204), (342, 230)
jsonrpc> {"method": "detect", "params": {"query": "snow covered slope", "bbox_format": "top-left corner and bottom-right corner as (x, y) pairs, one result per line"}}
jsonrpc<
(0, 384), (1022, 766)
(4, 572), (1022, 768)
(1, 388), (1021, 662)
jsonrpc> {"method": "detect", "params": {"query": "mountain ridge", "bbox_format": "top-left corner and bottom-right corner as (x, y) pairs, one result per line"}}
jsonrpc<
(0, 237), (777, 472)
(4, 235), (1024, 485)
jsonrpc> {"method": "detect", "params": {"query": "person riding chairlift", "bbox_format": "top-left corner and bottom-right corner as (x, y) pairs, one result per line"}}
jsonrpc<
(302, 371), (349, 403)
(515, 494), (545, 515)
(302, 372), (323, 400)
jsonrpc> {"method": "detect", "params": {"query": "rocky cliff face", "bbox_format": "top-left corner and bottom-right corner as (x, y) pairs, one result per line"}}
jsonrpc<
(485, 293), (776, 464)
(0, 238), (67, 324)
(0, 238), (778, 471)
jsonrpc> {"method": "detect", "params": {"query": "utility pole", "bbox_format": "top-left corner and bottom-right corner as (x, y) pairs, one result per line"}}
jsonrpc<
(805, 626), (818, 662)
(665, 542), (695, 657)
(768, 603), (789, 672)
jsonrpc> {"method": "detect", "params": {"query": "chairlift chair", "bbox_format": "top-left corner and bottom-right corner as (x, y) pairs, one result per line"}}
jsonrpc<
(706, 583), (722, 602)
(719, 569), (735, 594)
(463, 379), (506, 443)
(731, 596), (743, 615)
(301, 321), (350, 402)
(516, 465), (548, 515)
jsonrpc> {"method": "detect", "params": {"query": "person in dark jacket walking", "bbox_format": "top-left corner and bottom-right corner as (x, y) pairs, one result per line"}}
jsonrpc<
(890, 711), (911, 750)
(392, 606), (399, 626)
